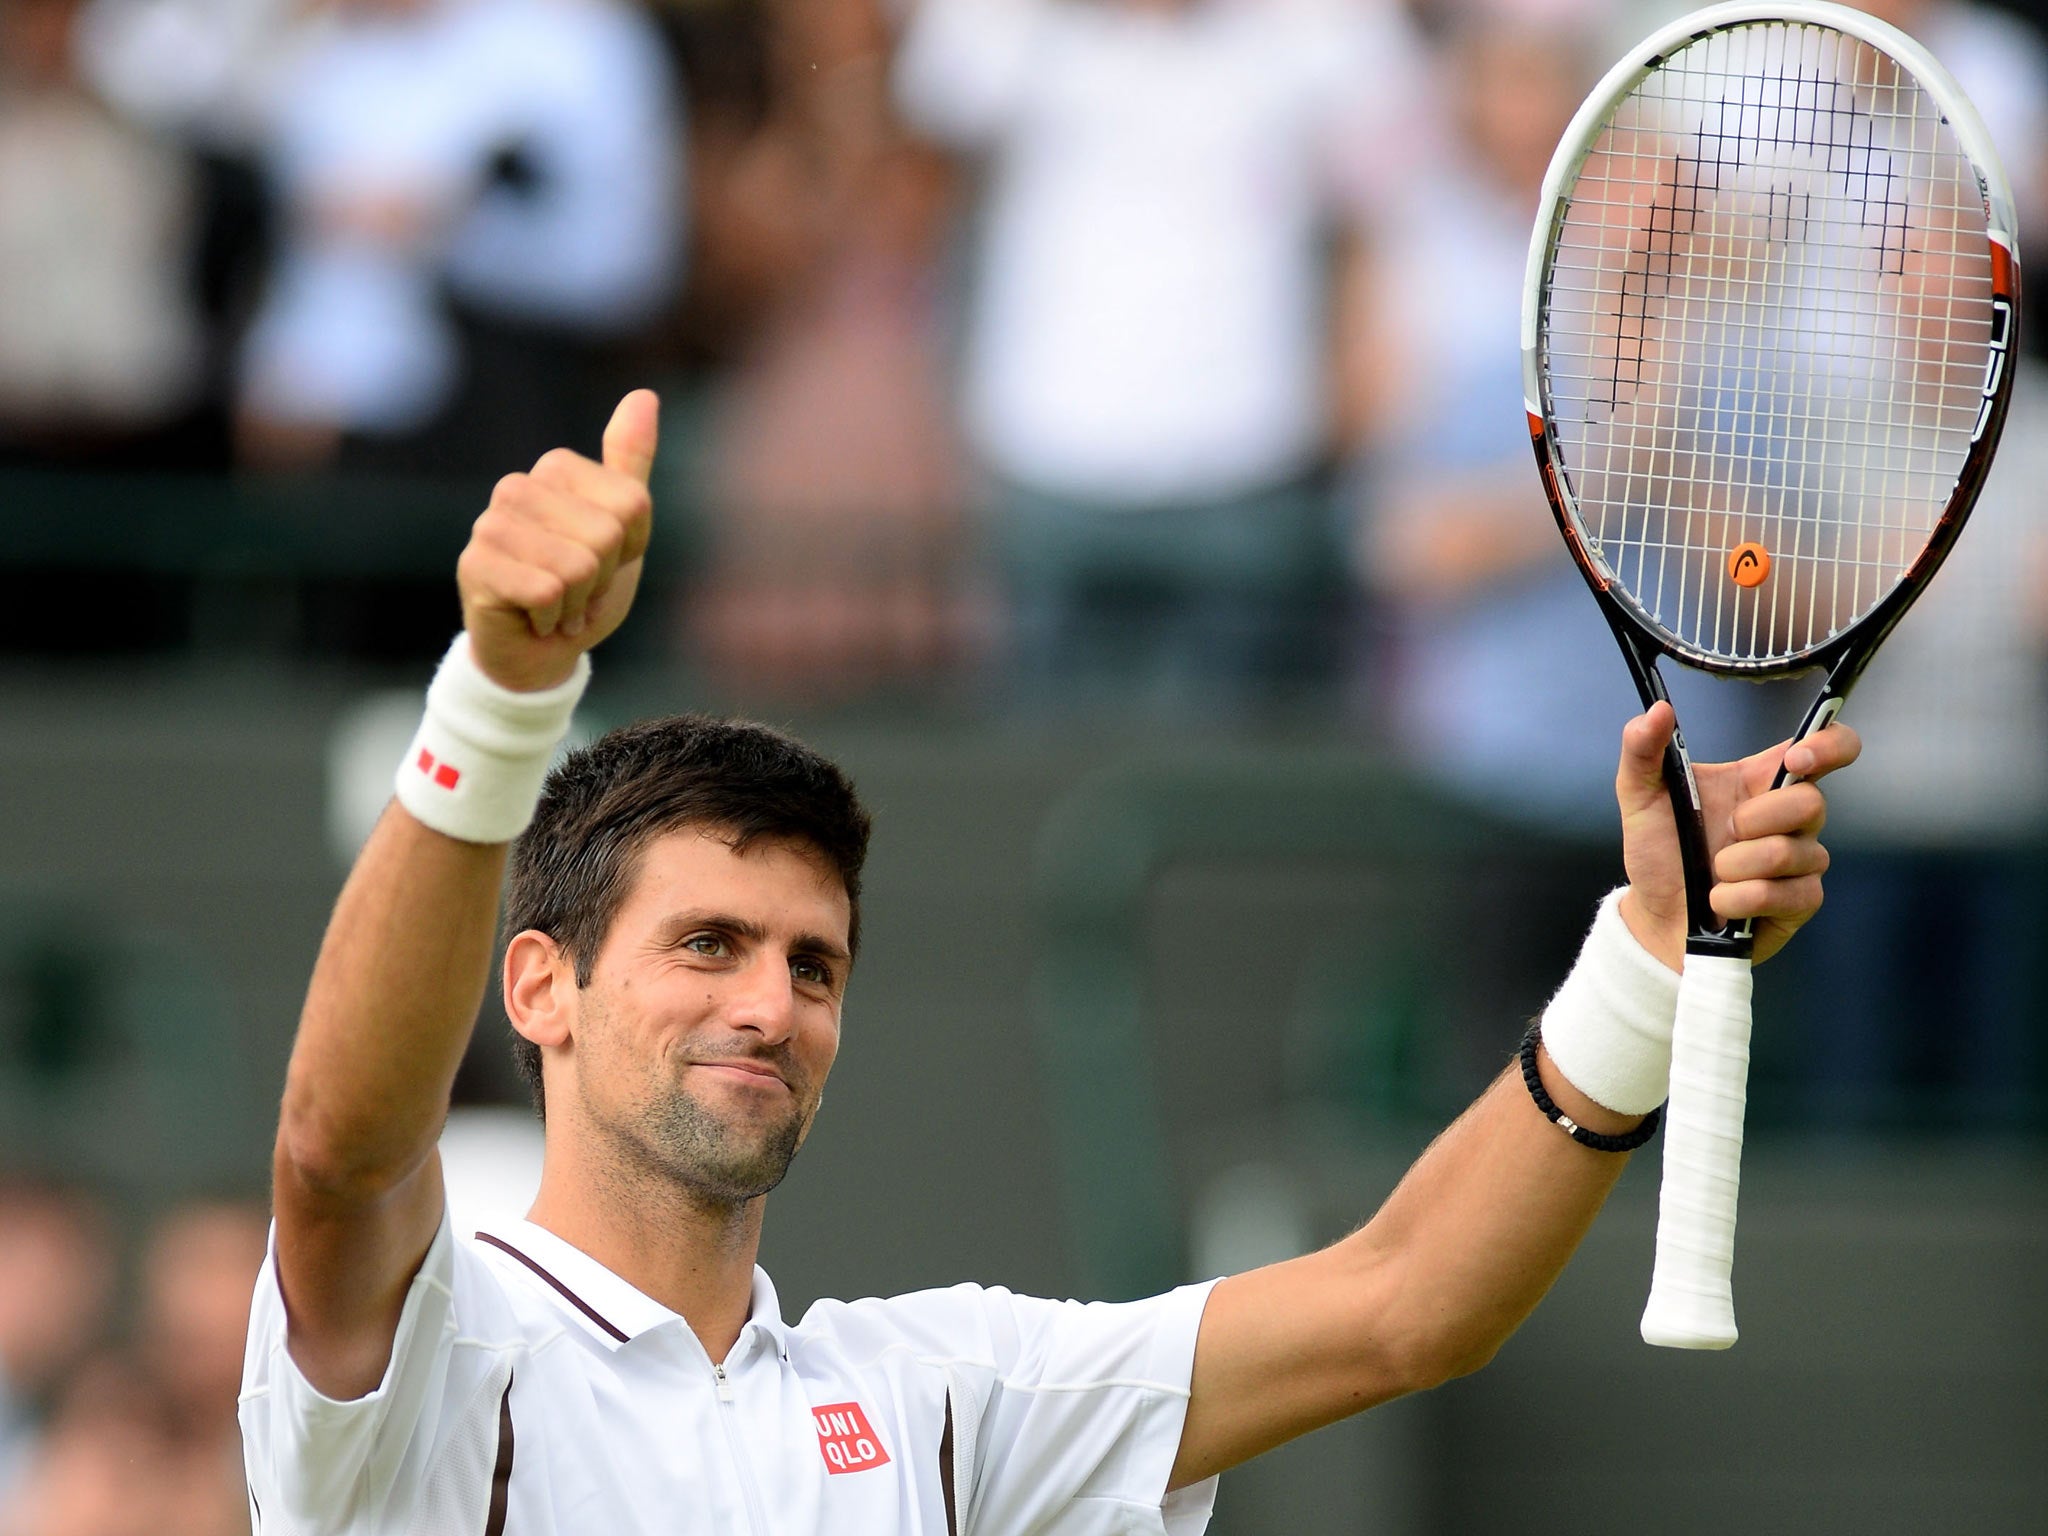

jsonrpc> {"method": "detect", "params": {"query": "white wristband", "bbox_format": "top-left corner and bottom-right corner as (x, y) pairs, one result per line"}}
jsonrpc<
(394, 634), (591, 844)
(1538, 889), (1680, 1116)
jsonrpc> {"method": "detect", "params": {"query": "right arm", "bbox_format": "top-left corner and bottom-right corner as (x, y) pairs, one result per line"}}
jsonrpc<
(270, 391), (659, 1399)
(1167, 708), (1856, 1489)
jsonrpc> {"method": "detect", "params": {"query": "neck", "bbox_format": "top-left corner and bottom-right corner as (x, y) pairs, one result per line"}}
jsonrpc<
(526, 1148), (767, 1364)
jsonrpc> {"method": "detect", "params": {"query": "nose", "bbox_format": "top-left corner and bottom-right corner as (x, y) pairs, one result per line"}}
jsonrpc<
(723, 953), (799, 1045)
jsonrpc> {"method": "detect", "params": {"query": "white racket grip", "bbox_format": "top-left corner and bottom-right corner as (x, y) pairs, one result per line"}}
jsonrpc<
(1639, 951), (1755, 1350)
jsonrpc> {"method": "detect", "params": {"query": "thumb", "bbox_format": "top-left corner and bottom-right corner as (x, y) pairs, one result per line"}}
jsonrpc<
(1616, 700), (1677, 814)
(602, 388), (661, 487)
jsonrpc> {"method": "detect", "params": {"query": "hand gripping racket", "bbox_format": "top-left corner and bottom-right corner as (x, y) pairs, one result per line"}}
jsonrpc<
(1522, 1), (2018, 1348)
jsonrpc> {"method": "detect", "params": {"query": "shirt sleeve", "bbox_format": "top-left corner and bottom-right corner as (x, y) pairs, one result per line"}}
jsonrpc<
(962, 1280), (1221, 1536)
(238, 1212), (465, 1534)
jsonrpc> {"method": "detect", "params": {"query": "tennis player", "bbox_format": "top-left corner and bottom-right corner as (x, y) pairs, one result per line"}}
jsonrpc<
(241, 391), (1856, 1534)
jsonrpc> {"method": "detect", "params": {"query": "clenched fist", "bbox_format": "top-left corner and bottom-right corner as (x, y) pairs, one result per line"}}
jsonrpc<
(457, 390), (659, 692)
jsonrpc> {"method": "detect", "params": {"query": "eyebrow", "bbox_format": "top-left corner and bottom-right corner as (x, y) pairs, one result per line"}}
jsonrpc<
(657, 910), (852, 964)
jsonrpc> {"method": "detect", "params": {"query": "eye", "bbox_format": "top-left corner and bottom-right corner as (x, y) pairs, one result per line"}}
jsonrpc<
(681, 932), (731, 959)
(790, 955), (834, 988)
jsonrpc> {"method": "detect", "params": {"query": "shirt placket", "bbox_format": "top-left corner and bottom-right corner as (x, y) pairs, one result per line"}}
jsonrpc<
(705, 1342), (773, 1536)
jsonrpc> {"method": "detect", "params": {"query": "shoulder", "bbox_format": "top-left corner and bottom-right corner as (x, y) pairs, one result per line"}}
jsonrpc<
(242, 1215), (553, 1406)
(793, 1280), (1219, 1385)
(241, 1216), (553, 1534)
(791, 1282), (1009, 1370)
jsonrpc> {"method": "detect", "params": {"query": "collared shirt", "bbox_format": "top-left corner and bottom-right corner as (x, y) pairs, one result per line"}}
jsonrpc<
(240, 1214), (1220, 1535)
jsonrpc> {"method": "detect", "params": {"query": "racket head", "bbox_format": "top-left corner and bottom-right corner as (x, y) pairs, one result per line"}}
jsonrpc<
(1523, 0), (2020, 681)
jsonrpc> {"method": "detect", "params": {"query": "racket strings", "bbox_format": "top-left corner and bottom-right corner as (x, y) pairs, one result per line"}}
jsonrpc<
(1541, 19), (1997, 664)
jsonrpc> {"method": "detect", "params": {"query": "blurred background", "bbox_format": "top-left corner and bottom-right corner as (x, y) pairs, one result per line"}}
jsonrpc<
(0, 0), (2043, 1531)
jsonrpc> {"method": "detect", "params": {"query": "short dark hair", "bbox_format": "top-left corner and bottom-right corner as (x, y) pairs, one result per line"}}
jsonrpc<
(503, 715), (872, 1117)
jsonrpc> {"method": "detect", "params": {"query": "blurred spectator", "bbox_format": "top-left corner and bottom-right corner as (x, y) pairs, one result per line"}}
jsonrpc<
(1843, 0), (2048, 358)
(135, 1202), (264, 1536)
(75, 0), (300, 445)
(0, 1356), (176, 1536)
(1344, 0), (1755, 830)
(655, 0), (802, 370)
(0, 1200), (261, 1536)
(0, 1349), (245, 1536)
(238, 0), (684, 475)
(683, 0), (988, 701)
(136, 1201), (266, 1432)
(74, 0), (298, 149)
(895, 0), (1432, 708)
(0, 0), (210, 469)
(1776, 364), (2048, 1128)
(0, 1184), (114, 1511)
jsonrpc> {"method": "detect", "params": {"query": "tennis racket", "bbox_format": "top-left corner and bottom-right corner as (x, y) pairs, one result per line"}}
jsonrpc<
(1522, 0), (2018, 1349)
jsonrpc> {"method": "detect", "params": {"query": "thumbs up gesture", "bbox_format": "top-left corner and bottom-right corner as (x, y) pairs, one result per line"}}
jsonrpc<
(457, 390), (659, 692)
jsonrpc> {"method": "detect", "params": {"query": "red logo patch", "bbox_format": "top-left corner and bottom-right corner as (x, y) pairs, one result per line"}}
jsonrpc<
(416, 749), (461, 790)
(812, 1402), (889, 1475)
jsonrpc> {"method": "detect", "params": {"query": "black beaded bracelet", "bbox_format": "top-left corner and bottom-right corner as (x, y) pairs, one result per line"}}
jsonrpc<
(1518, 1022), (1663, 1152)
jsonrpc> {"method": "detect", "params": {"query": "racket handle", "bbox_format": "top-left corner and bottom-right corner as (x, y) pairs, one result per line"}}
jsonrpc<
(1640, 951), (1754, 1350)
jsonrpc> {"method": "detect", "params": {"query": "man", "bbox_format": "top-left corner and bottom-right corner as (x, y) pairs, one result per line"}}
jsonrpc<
(241, 391), (1854, 1532)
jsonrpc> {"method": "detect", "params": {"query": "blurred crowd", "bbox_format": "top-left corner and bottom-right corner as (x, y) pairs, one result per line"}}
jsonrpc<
(3, 0), (2046, 714)
(2, 0), (2047, 1525)
(0, 1186), (264, 1536)
(1, 0), (2043, 704)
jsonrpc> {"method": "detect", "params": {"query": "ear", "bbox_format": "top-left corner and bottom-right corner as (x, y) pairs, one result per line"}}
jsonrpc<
(505, 930), (576, 1050)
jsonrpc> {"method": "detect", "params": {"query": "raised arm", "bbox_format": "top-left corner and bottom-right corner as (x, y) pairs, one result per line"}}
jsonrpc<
(1169, 703), (1858, 1488)
(270, 392), (658, 1400)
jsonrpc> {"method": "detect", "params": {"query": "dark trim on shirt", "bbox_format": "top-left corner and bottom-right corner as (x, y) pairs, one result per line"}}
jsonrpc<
(475, 1232), (631, 1343)
(485, 1373), (515, 1536)
(940, 1397), (958, 1536)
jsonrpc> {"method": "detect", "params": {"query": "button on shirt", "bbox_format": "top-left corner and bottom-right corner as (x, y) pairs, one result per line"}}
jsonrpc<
(240, 1215), (1221, 1535)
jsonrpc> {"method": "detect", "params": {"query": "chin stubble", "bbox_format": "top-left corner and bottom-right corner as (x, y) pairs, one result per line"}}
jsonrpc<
(573, 988), (817, 1208)
(642, 1082), (808, 1205)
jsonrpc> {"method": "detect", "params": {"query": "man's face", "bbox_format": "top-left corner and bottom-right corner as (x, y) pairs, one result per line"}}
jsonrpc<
(562, 829), (851, 1207)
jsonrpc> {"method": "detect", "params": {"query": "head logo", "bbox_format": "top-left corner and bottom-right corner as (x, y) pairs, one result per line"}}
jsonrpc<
(812, 1402), (890, 1475)
(1728, 542), (1771, 588)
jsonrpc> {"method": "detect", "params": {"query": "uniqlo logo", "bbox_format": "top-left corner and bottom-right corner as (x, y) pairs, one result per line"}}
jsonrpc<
(812, 1402), (889, 1475)
(415, 749), (460, 790)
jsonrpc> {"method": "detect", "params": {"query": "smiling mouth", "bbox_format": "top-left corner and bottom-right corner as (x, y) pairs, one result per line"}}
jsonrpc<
(691, 1061), (789, 1090)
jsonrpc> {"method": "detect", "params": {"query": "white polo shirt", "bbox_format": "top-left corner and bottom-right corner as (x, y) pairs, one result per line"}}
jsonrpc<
(240, 1214), (1221, 1535)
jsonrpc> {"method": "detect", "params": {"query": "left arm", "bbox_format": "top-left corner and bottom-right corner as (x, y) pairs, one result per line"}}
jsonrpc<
(1168, 704), (1858, 1488)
